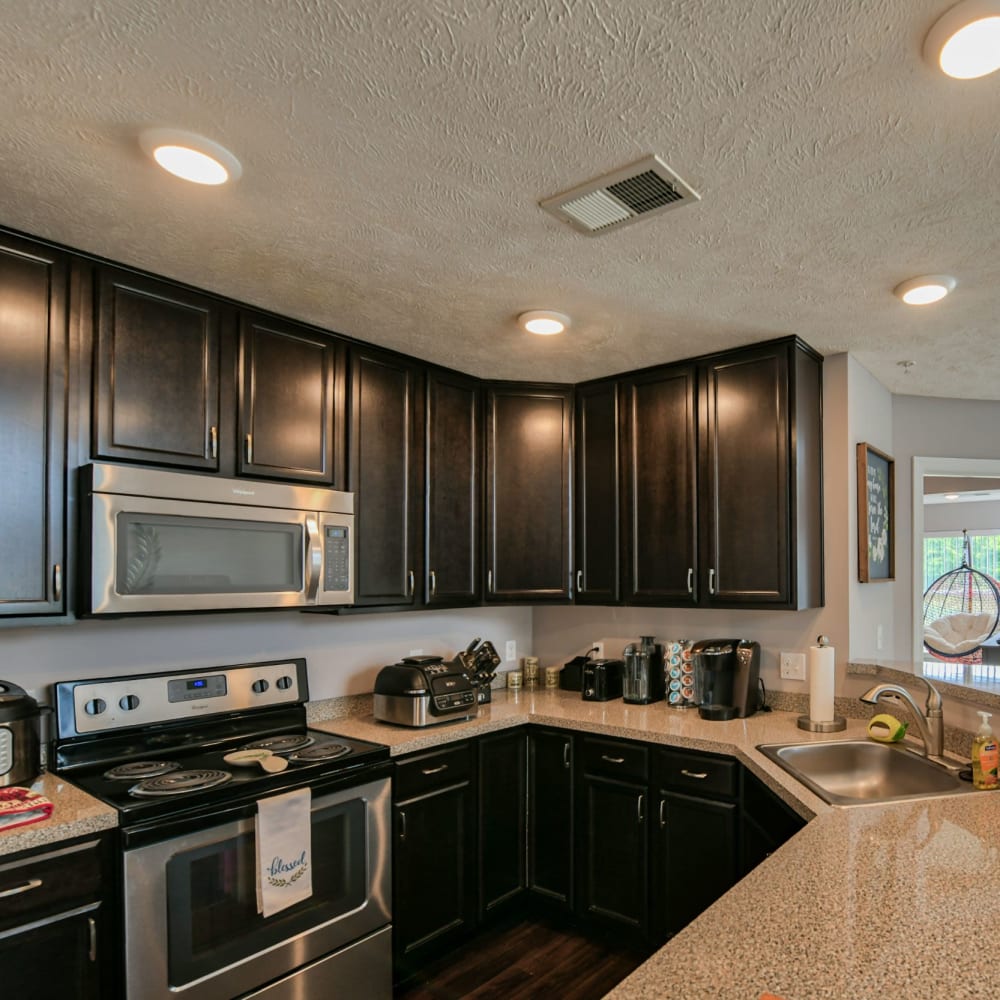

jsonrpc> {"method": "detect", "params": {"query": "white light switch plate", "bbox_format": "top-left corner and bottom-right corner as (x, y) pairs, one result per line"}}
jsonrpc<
(780, 651), (806, 680)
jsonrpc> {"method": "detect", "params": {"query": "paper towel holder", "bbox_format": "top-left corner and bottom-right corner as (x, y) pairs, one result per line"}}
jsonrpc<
(796, 635), (846, 733)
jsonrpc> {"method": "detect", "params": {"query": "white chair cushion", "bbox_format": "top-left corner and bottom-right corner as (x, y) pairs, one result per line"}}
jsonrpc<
(924, 611), (995, 654)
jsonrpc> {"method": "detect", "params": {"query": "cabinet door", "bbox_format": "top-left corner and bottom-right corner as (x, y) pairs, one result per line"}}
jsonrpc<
(578, 774), (648, 933)
(93, 266), (224, 469)
(654, 789), (737, 938)
(527, 728), (574, 909)
(238, 313), (345, 485)
(478, 730), (526, 919)
(0, 234), (67, 615)
(0, 906), (103, 999)
(700, 345), (790, 605)
(425, 369), (480, 606)
(485, 384), (573, 601)
(622, 365), (698, 605)
(574, 380), (620, 604)
(741, 769), (806, 874)
(393, 778), (476, 974)
(348, 348), (423, 606)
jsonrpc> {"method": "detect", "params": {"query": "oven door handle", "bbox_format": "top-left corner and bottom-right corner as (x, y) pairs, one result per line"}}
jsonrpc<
(304, 515), (322, 603)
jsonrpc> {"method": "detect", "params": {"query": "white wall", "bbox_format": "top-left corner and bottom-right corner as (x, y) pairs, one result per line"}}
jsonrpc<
(924, 498), (1000, 533)
(533, 354), (853, 696)
(892, 394), (1000, 659)
(847, 356), (895, 660)
(0, 606), (532, 705)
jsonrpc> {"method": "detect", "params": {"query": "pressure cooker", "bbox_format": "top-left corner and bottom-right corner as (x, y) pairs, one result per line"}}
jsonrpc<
(0, 681), (43, 786)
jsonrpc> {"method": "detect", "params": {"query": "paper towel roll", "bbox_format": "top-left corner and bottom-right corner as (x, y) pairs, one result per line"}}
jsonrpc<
(808, 642), (836, 722)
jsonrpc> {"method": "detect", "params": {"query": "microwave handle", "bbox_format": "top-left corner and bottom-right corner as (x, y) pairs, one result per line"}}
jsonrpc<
(304, 516), (322, 602)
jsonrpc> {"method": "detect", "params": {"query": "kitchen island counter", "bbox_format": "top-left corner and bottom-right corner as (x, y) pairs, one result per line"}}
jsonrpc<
(315, 688), (999, 1000)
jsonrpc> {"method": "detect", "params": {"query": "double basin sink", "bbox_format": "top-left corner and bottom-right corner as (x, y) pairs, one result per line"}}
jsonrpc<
(757, 739), (974, 806)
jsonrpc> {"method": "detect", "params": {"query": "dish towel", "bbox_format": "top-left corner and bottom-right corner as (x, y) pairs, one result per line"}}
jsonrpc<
(0, 787), (53, 831)
(255, 787), (313, 917)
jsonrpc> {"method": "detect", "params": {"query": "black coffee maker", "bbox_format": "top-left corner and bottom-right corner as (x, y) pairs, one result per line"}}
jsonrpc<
(690, 639), (761, 720)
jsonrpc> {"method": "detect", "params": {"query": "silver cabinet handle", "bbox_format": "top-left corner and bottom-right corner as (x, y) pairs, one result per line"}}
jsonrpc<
(0, 878), (42, 899)
(487, 568), (493, 592)
(245, 433), (254, 465)
(52, 563), (62, 602)
(563, 741), (571, 769)
(429, 570), (436, 597)
(88, 916), (97, 962)
(686, 567), (693, 594)
(421, 763), (449, 775)
(637, 793), (645, 824)
(210, 425), (218, 459)
(399, 810), (406, 841)
(304, 516), (321, 602)
(407, 569), (415, 597)
(576, 569), (583, 592)
(659, 798), (667, 828)
(601, 755), (625, 765)
(680, 769), (708, 779)
(709, 568), (716, 594)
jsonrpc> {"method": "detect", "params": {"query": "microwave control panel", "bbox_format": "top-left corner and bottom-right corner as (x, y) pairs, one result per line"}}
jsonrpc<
(324, 525), (351, 591)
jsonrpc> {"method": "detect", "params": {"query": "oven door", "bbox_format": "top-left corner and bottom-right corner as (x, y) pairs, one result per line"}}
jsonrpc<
(89, 493), (329, 614)
(122, 775), (391, 1000)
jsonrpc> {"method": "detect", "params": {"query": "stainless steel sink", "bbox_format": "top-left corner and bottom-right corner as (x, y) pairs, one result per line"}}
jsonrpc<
(756, 739), (973, 806)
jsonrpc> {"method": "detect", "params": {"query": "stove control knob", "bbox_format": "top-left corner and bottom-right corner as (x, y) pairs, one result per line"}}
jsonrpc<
(252, 679), (270, 694)
(119, 694), (140, 711)
(84, 698), (106, 716)
(276, 676), (293, 690)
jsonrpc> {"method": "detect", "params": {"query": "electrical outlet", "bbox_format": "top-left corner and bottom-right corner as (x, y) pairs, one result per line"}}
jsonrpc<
(780, 651), (806, 681)
(505, 640), (516, 662)
(593, 641), (605, 659)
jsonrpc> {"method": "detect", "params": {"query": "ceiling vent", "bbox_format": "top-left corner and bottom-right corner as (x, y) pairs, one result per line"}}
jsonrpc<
(539, 155), (700, 236)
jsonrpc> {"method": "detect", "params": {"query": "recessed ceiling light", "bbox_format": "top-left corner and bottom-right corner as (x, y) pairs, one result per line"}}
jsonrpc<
(518, 310), (570, 336)
(924, 0), (1000, 79)
(893, 274), (956, 305)
(139, 128), (242, 185)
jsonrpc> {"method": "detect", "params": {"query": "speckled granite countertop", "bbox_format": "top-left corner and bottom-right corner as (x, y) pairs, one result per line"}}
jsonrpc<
(315, 689), (1000, 1000)
(0, 773), (117, 858)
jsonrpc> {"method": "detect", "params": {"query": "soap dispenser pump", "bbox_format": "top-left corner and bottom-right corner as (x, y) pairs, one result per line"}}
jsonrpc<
(971, 711), (999, 791)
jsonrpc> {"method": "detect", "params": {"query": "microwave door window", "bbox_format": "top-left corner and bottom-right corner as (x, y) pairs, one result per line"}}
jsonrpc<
(115, 513), (304, 595)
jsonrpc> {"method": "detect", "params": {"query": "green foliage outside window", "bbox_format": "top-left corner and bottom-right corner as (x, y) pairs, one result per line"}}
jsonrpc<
(924, 534), (1000, 591)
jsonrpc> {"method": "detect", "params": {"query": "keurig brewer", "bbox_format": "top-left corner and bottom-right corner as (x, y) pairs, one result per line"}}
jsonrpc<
(690, 639), (761, 720)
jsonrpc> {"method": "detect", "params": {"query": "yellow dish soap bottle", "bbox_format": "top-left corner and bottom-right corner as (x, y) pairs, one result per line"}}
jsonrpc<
(972, 711), (1000, 791)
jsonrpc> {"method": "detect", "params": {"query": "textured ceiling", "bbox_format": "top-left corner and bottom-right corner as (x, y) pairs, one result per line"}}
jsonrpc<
(1, 1), (998, 397)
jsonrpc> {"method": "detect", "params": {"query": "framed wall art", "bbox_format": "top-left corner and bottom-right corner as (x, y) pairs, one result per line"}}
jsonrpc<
(857, 442), (895, 582)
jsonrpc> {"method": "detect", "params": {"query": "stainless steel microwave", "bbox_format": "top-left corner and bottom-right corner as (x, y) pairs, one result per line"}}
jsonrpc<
(81, 463), (355, 615)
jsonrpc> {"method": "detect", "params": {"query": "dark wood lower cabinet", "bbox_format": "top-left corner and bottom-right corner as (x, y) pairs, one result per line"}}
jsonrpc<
(392, 743), (476, 980)
(527, 728), (574, 910)
(742, 768), (807, 873)
(653, 790), (737, 938)
(0, 835), (114, 1000)
(478, 730), (526, 919)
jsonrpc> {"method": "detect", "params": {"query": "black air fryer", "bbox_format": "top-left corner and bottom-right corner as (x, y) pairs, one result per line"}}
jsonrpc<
(690, 639), (761, 720)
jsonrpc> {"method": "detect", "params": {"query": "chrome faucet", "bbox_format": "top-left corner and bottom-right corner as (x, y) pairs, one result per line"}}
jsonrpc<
(860, 678), (944, 759)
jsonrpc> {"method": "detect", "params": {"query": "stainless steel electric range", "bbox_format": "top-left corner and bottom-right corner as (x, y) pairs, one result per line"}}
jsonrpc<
(53, 658), (392, 1000)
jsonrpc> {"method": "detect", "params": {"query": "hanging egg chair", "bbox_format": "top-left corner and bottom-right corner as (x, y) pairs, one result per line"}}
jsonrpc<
(923, 530), (1000, 660)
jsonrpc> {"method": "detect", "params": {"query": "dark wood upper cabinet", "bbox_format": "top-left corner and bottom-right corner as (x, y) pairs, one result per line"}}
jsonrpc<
(93, 266), (226, 470)
(349, 347), (424, 606)
(622, 364), (698, 606)
(0, 234), (68, 616)
(425, 369), (480, 606)
(574, 380), (620, 604)
(485, 383), (573, 602)
(238, 312), (345, 485)
(700, 340), (823, 609)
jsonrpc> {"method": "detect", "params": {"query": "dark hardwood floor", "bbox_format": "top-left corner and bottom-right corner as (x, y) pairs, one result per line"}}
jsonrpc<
(394, 914), (653, 1000)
